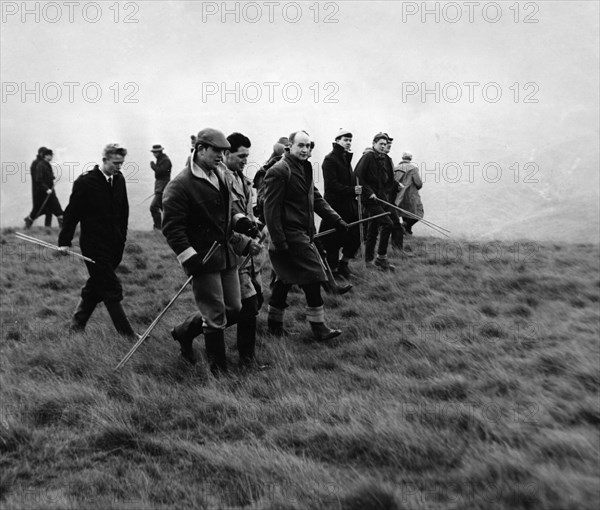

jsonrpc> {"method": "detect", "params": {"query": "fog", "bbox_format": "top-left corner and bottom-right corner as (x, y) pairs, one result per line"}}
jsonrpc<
(2, 1), (598, 242)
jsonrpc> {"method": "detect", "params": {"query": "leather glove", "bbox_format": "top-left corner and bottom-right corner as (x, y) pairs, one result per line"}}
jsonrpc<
(182, 254), (204, 276)
(335, 219), (350, 234)
(247, 239), (262, 256)
(234, 216), (259, 238)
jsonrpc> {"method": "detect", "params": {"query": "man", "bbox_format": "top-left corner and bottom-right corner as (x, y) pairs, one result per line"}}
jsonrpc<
(58, 143), (135, 336)
(222, 132), (265, 369)
(24, 147), (64, 229)
(263, 130), (348, 341)
(395, 151), (424, 235)
(252, 136), (289, 223)
(354, 132), (398, 271)
(162, 128), (258, 375)
(149, 144), (172, 230)
(318, 128), (362, 279)
(382, 135), (406, 252)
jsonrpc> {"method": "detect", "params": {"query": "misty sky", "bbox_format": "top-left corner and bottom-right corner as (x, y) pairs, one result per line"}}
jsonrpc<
(1, 1), (599, 241)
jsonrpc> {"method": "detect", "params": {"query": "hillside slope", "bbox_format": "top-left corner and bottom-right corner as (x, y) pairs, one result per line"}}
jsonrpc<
(1, 229), (599, 509)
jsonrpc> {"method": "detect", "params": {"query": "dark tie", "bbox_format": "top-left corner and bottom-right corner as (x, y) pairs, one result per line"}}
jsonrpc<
(108, 176), (113, 187)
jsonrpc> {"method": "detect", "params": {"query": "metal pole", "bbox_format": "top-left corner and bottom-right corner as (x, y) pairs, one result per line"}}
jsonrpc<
(15, 232), (95, 263)
(373, 197), (451, 237)
(314, 212), (391, 239)
(114, 241), (220, 370)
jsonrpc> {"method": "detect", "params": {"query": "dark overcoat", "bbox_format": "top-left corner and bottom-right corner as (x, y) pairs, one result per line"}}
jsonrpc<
(263, 152), (341, 285)
(59, 167), (128, 264)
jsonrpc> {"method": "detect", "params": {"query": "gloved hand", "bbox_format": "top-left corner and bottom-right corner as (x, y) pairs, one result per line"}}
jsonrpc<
(335, 219), (350, 234)
(182, 254), (204, 276)
(46, 189), (53, 195)
(58, 246), (70, 256)
(395, 181), (404, 192)
(246, 239), (262, 256)
(234, 216), (259, 238)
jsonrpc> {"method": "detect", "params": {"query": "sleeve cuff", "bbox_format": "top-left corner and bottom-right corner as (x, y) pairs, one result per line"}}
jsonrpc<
(177, 247), (197, 265)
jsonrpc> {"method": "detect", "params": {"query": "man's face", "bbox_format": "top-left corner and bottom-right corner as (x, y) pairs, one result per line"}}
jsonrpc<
(289, 133), (311, 160)
(103, 154), (125, 176)
(225, 146), (250, 173)
(373, 138), (388, 154)
(337, 136), (352, 151)
(383, 142), (392, 155)
(196, 145), (224, 170)
(152, 151), (162, 159)
(44, 154), (53, 162)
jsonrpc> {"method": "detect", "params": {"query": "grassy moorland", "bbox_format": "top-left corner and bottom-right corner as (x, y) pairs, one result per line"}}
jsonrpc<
(0, 227), (598, 510)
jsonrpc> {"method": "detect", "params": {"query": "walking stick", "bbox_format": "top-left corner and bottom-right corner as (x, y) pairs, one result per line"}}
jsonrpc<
(136, 192), (156, 206)
(314, 212), (390, 239)
(356, 179), (366, 268)
(373, 197), (451, 237)
(114, 241), (220, 370)
(238, 230), (267, 273)
(15, 232), (95, 263)
(33, 192), (52, 221)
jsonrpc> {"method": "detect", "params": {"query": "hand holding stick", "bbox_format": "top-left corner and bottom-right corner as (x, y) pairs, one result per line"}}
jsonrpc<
(15, 232), (95, 263)
(114, 241), (220, 370)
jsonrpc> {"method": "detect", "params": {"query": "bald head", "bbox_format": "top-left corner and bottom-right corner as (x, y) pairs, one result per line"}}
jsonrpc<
(289, 131), (311, 161)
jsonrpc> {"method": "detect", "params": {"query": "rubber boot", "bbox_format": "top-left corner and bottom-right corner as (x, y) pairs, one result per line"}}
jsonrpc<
(306, 306), (341, 341)
(105, 301), (135, 337)
(267, 305), (286, 336)
(237, 316), (256, 368)
(57, 215), (64, 229)
(204, 330), (228, 376)
(69, 298), (97, 332)
(44, 214), (52, 228)
(337, 260), (352, 279)
(171, 328), (197, 365)
(24, 216), (33, 229)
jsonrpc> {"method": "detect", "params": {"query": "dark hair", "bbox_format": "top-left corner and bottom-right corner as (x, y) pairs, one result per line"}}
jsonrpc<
(226, 132), (251, 153)
(40, 148), (53, 157)
(309, 141), (315, 150)
(36, 146), (48, 158)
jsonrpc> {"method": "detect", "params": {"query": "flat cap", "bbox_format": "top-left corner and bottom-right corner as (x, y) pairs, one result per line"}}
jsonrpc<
(196, 128), (231, 150)
(373, 132), (391, 143)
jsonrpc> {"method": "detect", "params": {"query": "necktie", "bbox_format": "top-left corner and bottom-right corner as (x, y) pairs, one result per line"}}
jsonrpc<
(108, 176), (113, 187)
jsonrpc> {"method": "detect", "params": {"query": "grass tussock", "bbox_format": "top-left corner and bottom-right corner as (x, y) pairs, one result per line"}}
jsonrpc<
(1, 229), (599, 509)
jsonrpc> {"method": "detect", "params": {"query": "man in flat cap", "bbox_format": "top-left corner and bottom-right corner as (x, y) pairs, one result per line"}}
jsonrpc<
(263, 130), (348, 341)
(354, 132), (397, 271)
(59, 143), (135, 336)
(318, 128), (362, 279)
(162, 128), (259, 375)
(149, 144), (172, 230)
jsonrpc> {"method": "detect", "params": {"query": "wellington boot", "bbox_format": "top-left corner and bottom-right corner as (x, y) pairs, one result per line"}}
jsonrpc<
(205, 330), (228, 376)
